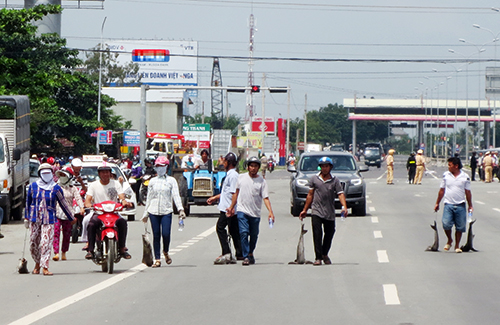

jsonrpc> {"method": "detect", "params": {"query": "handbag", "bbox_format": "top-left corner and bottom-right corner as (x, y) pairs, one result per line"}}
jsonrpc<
(142, 224), (154, 267)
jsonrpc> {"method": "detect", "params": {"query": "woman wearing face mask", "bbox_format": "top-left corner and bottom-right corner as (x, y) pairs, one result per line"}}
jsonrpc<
(52, 168), (85, 261)
(141, 156), (186, 267)
(24, 163), (75, 276)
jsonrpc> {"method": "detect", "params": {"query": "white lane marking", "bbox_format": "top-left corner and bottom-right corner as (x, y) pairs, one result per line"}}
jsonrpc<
(377, 172), (386, 180)
(9, 264), (148, 325)
(415, 194), (422, 197)
(493, 208), (500, 213)
(366, 200), (372, 204)
(475, 201), (485, 205)
(193, 237), (205, 240)
(182, 242), (195, 246)
(383, 284), (401, 305)
(369, 206), (376, 212)
(169, 249), (182, 252)
(373, 231), (383, 238)
(371, 217), (379, 223)
(377, 250), (389, 263)
(187, 239), (199, 243)
(177, 245), (190, 248)
(9, 225), (218, 325)
(369, 182), (377, 184)
(487, 191), (498, 194)
(169, 252), (176, 255)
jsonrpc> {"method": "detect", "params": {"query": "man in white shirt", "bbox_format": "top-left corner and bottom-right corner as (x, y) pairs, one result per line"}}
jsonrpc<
(227, 156), (275, 266)
(207, 152), (242, 264)
(434, 157), (473, 253)
(84, 164), (132, 260)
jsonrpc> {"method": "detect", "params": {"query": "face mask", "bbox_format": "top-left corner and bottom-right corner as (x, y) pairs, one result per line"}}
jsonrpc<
(156, 166), (167, 177)
(58, 176), (70, 185)
(40, 172), (53, 183)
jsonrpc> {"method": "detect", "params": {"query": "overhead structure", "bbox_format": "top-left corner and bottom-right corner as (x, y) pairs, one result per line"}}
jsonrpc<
(2, 1), (105, 35)
(245, 13), (256, 121)
(211, 58), (223, 129)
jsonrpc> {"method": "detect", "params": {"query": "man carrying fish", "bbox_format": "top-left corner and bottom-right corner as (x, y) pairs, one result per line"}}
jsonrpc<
(299, 157), (348, 266)
(433, 157), (473, 253)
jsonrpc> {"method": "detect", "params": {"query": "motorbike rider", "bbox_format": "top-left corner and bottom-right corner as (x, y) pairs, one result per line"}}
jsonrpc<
(84, 163), (133, 260)
(130, 156), (143, 201)
(195, 149), (212, 171)
(68, 157), (87, 192)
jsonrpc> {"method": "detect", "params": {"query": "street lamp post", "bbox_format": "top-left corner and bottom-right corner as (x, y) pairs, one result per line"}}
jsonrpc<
(97, 16), (107, 155)
(474, 23), (500, 147)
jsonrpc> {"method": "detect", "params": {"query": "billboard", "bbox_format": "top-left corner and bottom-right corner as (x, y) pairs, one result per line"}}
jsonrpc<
(123, 130), (141, 147)
(183, 124), (210, 149)
(106, 40), (198, 87)
(251, 117), (275, 134)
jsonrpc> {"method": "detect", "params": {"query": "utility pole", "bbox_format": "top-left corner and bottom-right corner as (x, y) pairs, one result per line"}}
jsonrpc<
(202, 101), (205, 124)
(286, 85), (291, 164)
(261, 73), (266, 155)
(304, 93), (308, 153)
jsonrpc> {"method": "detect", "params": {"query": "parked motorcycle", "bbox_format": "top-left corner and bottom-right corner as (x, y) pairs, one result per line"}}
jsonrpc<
(90, 201), (124, 274)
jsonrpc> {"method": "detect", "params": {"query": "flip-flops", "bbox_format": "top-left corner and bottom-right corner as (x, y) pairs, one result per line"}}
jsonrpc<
(444, 244), (452, 251)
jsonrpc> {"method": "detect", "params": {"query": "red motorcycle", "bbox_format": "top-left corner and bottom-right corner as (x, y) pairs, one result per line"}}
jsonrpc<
(268, 160), (275, 173)
(91, 201), (123, 274)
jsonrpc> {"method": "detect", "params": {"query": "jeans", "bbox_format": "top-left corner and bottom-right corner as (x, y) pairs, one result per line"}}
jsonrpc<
(237, 212), (260, 259)
(442, 203), (466, 232)
(311, 215), (336, 260)
(216, 211), (242, 257)
(149, 213), (172, 260)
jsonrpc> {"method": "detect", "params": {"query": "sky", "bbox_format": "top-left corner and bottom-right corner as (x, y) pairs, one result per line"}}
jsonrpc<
(13, 1), (500, 120)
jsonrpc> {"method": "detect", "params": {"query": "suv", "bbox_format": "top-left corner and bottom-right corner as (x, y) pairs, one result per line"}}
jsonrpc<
(364, 146), (382, 168)
(288, 151), (368, 216)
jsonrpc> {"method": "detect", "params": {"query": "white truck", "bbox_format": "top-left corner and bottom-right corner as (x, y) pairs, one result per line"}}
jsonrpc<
(0, 96), (30, 223)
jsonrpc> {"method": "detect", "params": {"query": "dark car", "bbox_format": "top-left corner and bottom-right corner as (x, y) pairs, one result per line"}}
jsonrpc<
(288, 151), (369, 216)
(364, 147), (382, 168)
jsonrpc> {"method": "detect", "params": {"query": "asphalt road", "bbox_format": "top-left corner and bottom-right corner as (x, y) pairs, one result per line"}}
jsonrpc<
(1, 157), (500, 325)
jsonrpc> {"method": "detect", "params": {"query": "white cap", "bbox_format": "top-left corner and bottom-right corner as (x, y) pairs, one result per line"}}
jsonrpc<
(71, 158), (83, 167)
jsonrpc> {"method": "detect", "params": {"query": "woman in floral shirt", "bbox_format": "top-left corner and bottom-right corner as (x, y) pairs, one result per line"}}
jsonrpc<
(25, 163), (74, 276)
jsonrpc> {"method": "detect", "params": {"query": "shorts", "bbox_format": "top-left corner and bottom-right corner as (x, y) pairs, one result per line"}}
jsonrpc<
(442, 203), (466, 232)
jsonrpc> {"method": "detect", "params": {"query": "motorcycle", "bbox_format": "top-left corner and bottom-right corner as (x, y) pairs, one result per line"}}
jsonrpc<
(71, 189), (87, 243)
(90, 201), (123, 274)
(268, 160), (275, 173)
(139, 174), (152, 204)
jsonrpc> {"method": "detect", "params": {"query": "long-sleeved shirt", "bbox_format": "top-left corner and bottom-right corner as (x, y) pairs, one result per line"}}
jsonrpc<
(57, 185), (84, 220)
(25, 182), (74, 224)
(143, 175), (183, 218)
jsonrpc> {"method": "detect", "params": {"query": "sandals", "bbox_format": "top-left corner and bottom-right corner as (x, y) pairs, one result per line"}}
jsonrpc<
(444, 244), (452, 251)
(120, 251), (132, 260)
(42, 268), (53, 276)
(323, 255), (332, 265)
(242, 258), (250, 266)
(313, 260), (322, 266)
(32, 268), (40, 275)
(152, 260), (161, 268)
(164, 252), (172, 265)
(52, 254), (59, 261)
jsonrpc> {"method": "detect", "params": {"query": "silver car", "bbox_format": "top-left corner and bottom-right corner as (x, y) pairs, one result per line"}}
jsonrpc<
(288, 151), (368, 216)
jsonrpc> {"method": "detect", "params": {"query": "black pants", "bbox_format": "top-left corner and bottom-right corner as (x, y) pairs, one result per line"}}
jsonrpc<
(87, 214), (128, 252)
(408, 167), (416, 184)
(311, 215), (336, 260)
(216, 211), (242, 257)
(132, 179), (142, 204)
(471, 166), (476, 181)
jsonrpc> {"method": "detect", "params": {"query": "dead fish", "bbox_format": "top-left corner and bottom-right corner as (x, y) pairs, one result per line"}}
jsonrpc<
(425, 221), (439, 252)
(460, 219), (477, 252)
(289, 223), (312, 264)
(18, 258), (29, 274)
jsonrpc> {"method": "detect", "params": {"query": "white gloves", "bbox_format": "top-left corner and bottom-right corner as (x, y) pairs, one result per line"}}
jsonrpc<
(179, 210), (186, 219)
(24, 219), (30, 229)
(141, 215), (149, 223)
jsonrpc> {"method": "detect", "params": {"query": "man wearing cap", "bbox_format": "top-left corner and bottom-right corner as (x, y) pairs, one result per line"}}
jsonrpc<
(386, 149), (395, 185)
(414, 149), (426, 185)
(69, 158), (87, 192)
(207, 152), (243, 264)
(299, 157), (348, 266)
(483, 151), (493, 183)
